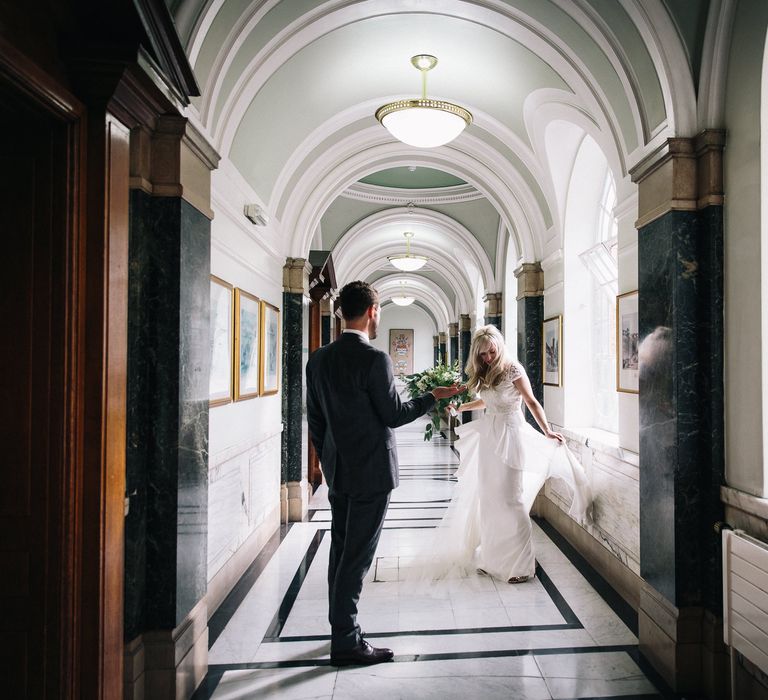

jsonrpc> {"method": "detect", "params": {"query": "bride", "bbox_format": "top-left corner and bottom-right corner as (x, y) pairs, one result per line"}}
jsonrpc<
(416, 325), (591, 585)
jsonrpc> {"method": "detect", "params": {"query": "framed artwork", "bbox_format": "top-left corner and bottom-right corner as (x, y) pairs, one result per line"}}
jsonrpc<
(209, 275), (234, 406)
(542, 315), (562, 387)
(616, 290), (639, 393)
(234, 288), (261, 401)
(260, 300), (281, 395)
(389, 328), (414, 376)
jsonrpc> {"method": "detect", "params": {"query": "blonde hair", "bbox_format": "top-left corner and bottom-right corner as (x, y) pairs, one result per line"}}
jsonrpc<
(465, 325), (511, 394)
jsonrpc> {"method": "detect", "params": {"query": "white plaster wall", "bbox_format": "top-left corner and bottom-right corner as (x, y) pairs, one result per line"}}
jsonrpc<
(724, 1), (768, 496)
(371, 304), (436, 375)
(207, 160), (286, 581)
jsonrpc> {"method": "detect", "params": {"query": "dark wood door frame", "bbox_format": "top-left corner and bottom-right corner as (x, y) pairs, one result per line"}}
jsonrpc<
(0, 36), (128, 699)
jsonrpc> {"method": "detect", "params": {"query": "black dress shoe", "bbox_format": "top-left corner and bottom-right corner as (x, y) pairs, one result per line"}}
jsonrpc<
(330, 639), (394, 667)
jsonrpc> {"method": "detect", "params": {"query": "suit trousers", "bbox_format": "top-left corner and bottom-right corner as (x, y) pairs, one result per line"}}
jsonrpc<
(327, 489), (390, 652)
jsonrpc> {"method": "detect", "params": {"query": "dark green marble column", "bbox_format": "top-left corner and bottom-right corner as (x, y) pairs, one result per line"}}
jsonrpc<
(438, 332), (447, 365)
(282, 258), (312, 521)
(449, 322), (458, 366)
(484, 292), (502, 331)
(321, 297), (331, 346)
(459, 315), (473, 423)
(433, 335), (440, 366)
(633, 131), (726, 695)
(514, 265), (543, 428)
(125, 191), (210, 638)
(459, 314), (471, 380)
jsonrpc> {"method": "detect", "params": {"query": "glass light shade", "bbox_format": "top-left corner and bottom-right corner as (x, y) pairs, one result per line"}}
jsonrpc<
(378, 102), (470, 148)
(387, 254), (428, 271)
(391, 295), (415, 306)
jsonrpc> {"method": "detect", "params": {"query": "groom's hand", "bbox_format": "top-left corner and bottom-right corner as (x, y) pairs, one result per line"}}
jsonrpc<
(431, 384), (466, 400)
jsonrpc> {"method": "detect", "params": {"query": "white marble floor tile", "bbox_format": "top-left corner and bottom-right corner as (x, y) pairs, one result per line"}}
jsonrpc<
(535, 651), (657, 698)
(203, 422), (665, 698)
(211, 667), (337, 700)
(331, 660), (551, 700)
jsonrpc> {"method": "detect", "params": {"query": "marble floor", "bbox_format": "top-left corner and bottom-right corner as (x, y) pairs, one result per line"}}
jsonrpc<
(194, 422), (673, 700)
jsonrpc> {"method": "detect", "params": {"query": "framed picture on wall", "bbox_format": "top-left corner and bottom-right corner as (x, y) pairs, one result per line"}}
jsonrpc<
(209, 275), (234, 406)
(234, 288), (261, 401)
(542, 315), (562, 386)
(260, 300), (280, 395)
(389, 328), (414, 376)
(616, 290), (639, 393)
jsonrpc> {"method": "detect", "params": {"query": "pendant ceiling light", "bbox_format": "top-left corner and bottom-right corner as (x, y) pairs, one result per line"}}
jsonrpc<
(388, 231), (427, 272)
(391, 281), (415, 306)
(376, 54), (472, 148)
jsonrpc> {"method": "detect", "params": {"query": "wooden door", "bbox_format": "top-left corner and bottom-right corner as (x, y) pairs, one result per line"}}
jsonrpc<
(0, 79), (76, 699)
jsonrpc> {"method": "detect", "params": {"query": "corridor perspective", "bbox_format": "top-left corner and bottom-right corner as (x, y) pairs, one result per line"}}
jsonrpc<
(196, 422), (666, 700)
(4, 1), (768, 698)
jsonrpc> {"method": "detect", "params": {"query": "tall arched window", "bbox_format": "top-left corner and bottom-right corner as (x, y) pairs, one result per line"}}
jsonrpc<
(562, 135), (618, 434)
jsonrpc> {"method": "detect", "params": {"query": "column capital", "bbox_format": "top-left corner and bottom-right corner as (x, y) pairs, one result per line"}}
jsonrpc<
(630, 129), (725, 228)
(448, 322), (458, 337)
(459, 314), (471, 332)
(283, 258), (313, 295)
(514, 262), (544, 300)
(130, 114), (220, 220)
(483, 291), (503, 316)
(439, 331), (447, 343)
(433, 335), (439, 346)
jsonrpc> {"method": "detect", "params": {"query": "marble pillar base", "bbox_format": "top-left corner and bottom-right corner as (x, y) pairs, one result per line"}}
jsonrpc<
(638, 583), (728, 698)
(205, 503), (280, 620)
(287, 479), (311, 522)
(280, 482), (289, 524)
(124, 598), (208, 700)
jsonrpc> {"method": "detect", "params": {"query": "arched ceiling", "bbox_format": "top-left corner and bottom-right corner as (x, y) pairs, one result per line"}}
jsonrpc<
(170, 0), (702, 325)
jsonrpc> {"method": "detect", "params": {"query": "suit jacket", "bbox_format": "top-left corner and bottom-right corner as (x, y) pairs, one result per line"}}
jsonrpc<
(306, 332), (436, 496)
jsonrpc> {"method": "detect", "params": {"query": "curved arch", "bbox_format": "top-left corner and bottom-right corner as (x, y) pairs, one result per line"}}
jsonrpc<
(332, 206), (495, 300)
(380, 299), (439, 335)
(279, 129), (542, 264)
(376, 274), (453, 330)
(200, 0), (666, 161)
(347, 250), (472, 318)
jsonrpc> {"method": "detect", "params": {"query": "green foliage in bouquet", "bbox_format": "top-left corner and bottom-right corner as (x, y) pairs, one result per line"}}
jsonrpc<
(402, 360), (471, 441)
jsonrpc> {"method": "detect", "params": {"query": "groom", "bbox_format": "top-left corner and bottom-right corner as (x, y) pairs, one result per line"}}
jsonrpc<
(306, 281), (462, 666)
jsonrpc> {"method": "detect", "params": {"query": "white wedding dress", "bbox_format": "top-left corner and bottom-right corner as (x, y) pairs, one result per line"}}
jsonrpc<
(413, 362), (592, 584)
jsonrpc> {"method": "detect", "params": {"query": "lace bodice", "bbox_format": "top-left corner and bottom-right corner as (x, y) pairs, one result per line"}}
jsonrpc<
(479, 362), (524, 415)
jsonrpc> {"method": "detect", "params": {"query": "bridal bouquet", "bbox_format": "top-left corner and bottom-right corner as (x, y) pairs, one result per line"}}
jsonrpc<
(402, 361), (470, 441)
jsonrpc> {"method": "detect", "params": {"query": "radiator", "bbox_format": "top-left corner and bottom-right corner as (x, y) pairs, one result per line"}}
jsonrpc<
(723, 528), (768, 693)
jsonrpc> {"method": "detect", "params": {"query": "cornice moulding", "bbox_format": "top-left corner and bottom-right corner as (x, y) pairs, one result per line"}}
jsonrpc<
(342, 182), (483, 205)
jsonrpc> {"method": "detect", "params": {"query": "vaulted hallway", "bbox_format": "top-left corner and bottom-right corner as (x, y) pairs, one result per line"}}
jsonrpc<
(195, 422), (666, 700)
(5, 1), (768, 698)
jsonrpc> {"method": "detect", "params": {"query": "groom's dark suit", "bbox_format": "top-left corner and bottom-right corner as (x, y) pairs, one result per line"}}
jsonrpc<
(306, 331), (435, 652)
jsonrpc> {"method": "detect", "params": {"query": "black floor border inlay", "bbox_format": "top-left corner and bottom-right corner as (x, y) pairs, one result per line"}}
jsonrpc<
(269, 622), (580, 644)
(533, 516), (639, 635)
(205, 643), (641, 671)
(262, 529), (326, 640)
(206, 523), (292, 648)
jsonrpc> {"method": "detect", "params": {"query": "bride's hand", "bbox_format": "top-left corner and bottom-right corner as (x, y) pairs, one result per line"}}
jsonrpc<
(546, 429), (565, 443)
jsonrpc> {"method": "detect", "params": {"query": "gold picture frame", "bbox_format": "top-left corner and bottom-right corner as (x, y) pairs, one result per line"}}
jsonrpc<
(209, 275), (234, 407)
(259, 300), (281, 396)
(234, 288), (261, 401)
(616, 290), (639, 393)
(542, 315), (562, 387)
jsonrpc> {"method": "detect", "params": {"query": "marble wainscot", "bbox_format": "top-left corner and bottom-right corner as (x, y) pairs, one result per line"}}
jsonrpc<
(534, 428), (642, 609)
(206, 427), (282, 615)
